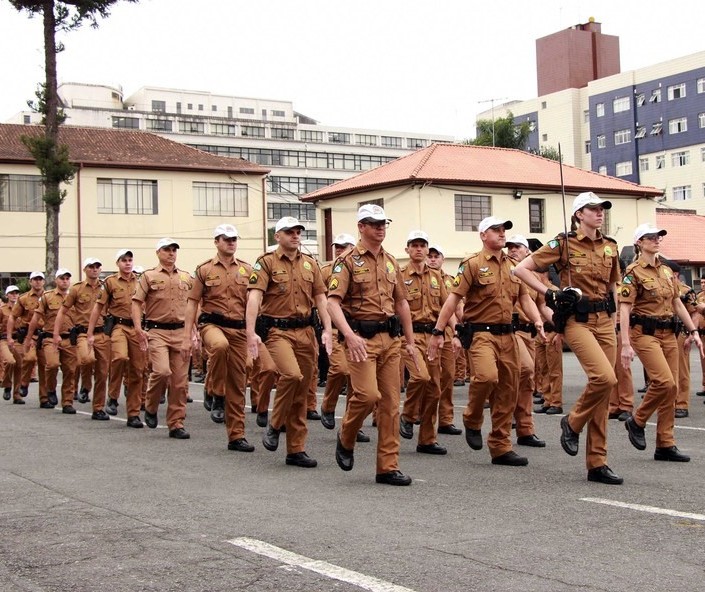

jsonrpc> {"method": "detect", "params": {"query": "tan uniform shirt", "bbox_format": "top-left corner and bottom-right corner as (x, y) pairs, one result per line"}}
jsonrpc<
(12, 291), (43, 330)
(451, 247), (526, 324)
(97, 273), (139, 319)
(190, 256), (251, 318)
(531, 231), (620, 300)
(327, 242), (407, 321)
(247, 247), (325, 318)
(696, 291), (705, 330)
(400, 263), (446, 323)
(619, 257), (677, 318)
(133, 265), (192, 324)
(36, 289), (72, 333)
(63, 280), (103, 327)
(0, 303), (12, 338)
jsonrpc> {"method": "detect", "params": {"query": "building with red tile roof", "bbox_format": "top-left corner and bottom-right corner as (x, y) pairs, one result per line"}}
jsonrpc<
(302, 143), (662, 263)
(0, 124), (269, 281)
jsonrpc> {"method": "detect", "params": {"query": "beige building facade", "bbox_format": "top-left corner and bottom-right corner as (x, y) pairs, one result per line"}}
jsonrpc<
(0, 124), (269, 285)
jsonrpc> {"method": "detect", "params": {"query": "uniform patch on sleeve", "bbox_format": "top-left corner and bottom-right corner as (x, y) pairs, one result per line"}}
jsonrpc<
(623, 275), (633, 284)
(452, 275), (461, 287)
(548, 239), (559, 249)
(620, 287), (631, 297)
(253, 262), (262, 271)
(248, 273), (258, 285)
(329, 277), (339, 290)
(333, 263), (343, 273)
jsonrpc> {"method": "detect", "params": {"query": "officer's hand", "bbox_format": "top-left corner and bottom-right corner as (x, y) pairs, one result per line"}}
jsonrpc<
(345, 333), (368, 363)
(180, 337), (192, 363)
(6, 337), (14, 350)
(685, 332), (705, 359)
(247, 333), (262, 360)
(450, 335), (462, 356)
(23, 340), (31, 355)
(535, 323), (546, 343)
(406, 341), (420, 371)
(621, 343), (635, 370)
(137, 329), (149, 352)
(321, 329), (333, 356)
(426, 334), (444, 361)
(87, 334), (95, 348)
(545, 288), (580, 311)
(550, 332), (564, 352)
(52, 333), (61, 346)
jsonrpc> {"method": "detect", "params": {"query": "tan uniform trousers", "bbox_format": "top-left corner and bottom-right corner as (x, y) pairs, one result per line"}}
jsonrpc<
(341, 332), (401, 474)
(43, 338), (78, 407)
(78, 362), (94, 393)
(675, 333), (690, 410)
(632, 326), (678, 448)
(109, 324), (146, 418)
(513, 330), (537, 438)
(321, 337), (351, 415)
(266, 326), (316, 454)
(22, 342), (46, 401)
(563, 312), (617, 470)
(145, 328), (188, 430)
(401, 333), (441, 445)
(249, 344), (277, 413)
(77, 334), (110, 412)
(534, 332), (563, 407)
(438, 339), (456, 427)
(609, 332), (634, 414)
(0, 340), (19, 400)
(308, 343), (319, 412)
(455, 347), (467, 381)
(200, 324), (248, 442)
(9, 344), (24, 400)
(463, 332), (519, 458)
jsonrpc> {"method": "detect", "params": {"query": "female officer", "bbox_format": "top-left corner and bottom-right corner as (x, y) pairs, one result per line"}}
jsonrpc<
(619, 224), (703, 462)
(513, 192), (622, 484)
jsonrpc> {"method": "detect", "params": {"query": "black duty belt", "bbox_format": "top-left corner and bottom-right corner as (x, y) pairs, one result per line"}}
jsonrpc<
(412, 322), (435, 334)
(94, 326), (104, 334)
(40, 331), (70, 339)
(543, 322), (556, 333)
(469, 323), (514, 335)
(348, 317), (400, 339)
(260, 316), (312, 330)
(198, 311), (246, 329)
(113, 316), (134, 327)
(514, 322), (536, 337)
(144, 320), (185, 331)
(630, 315), (677, 334)
(73, 325), (87, 334)
(585, 300), (610, 313)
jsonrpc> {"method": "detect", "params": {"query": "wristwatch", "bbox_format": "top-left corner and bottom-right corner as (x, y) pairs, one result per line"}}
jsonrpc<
(430, 327), (445, 336)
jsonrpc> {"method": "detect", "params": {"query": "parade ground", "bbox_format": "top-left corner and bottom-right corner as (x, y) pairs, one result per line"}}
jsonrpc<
(1, 350), (704, 592)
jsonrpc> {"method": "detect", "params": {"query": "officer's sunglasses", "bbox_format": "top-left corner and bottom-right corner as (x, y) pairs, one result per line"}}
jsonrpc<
(640, 233), (662, 242)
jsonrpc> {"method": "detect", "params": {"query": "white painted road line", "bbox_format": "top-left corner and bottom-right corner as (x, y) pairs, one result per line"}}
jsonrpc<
(581, 497), (705, 521)
(226, 537), (416, 592)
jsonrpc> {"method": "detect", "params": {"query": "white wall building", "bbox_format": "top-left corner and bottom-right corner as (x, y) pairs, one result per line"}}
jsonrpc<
(9, 83), (452, 256)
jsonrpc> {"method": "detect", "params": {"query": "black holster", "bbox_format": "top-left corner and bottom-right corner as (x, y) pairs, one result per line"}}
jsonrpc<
(69, 326), (81, 346)
(255, 317), (270, 343)
(103, 315), (115, 337)
(455, 323), (474, 350)
(388, 315), (401, 338)
(15, 327), (28, 345)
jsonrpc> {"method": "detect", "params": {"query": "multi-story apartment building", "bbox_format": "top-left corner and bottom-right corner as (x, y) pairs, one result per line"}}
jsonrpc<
(9, 83), (451, 255)
(478, 19), (705, 214)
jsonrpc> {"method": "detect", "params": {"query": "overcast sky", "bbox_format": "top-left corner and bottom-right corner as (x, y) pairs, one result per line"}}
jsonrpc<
(1, 0), (704, 140)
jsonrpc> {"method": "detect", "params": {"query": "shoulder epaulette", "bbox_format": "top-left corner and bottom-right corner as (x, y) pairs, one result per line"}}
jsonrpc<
(195, 258), (213, 271)
(603, 235), (618, 244)
(555, 232), (576, 239)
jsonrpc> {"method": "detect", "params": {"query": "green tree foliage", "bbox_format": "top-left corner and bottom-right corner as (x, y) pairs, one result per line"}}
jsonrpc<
(9, 0), (137, 279)
(471, 111), (531, 150)
(530, 145), (562, 162)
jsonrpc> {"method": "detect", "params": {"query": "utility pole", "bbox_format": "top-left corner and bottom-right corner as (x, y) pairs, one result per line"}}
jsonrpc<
(477, 97), (508, 147)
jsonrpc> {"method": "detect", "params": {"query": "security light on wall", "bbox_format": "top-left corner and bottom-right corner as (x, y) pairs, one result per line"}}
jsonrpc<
(513, 189), (523, 199)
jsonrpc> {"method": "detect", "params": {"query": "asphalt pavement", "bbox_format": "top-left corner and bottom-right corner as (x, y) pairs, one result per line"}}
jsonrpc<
(1, 350), (704, 592)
